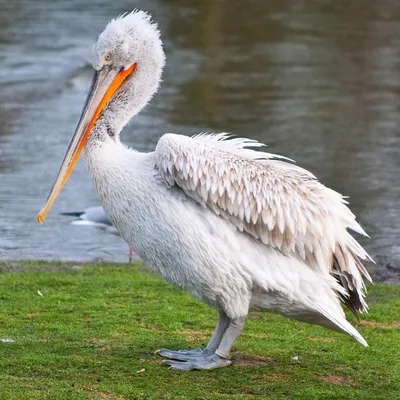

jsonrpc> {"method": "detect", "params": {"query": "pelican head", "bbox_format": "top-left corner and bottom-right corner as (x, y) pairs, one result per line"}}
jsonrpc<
(37, 10), (165, 223)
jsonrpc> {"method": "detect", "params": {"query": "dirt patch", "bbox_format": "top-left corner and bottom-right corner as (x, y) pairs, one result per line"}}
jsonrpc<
(182, 336), (209, 342)
(141, 323), (165, 332)
(97, 346), (111, 351)
(251, 374), (288, 382)
(247, 314), (263, 321)
(315, 375), (353, 386)
(26, 313), (39, 318)
(358, 320), (400, 329)
(82, 384), (123, 399)
(179, 329), (211, 335)
(308, 337), (336, 342)
(149, 358), (164, 364)
(112, 331), (127, 337)
(80, 317), (93, 322)
(179, 329), (211, 342)
(233, 353), (275, 366)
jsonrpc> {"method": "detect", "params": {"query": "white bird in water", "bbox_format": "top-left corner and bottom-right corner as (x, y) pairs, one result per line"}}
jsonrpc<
(60, 206), (134, 262)
(37, 10), (372, 370)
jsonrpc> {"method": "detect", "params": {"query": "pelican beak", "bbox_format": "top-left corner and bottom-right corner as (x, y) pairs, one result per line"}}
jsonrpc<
(37, 63), (136, 223)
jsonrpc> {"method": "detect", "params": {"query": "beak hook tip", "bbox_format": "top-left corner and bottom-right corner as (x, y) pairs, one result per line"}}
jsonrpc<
(36, 212), (45, 224)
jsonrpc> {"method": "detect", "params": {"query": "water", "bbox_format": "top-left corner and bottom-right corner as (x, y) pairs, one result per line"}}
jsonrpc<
(0, 0), (399, 264)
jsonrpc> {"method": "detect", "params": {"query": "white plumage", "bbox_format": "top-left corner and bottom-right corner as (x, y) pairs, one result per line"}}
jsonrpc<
(156, 133), (372, 311)
(38, 10), (373, 370)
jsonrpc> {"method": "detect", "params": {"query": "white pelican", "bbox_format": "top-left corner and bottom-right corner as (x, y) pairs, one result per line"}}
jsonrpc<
(61, 206), (134, 262)
(37, 10), (372, 370)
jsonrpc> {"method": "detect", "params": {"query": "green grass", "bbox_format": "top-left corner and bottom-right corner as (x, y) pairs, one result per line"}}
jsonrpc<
(0, 261), (399, 400)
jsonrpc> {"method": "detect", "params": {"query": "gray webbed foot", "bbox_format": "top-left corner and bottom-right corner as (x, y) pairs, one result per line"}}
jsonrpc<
(163, 354), (232, 370)
(158, 347), (213, 361)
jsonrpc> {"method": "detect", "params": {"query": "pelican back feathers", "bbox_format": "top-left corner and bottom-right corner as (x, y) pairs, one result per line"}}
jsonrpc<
(155, 133), (373, 315)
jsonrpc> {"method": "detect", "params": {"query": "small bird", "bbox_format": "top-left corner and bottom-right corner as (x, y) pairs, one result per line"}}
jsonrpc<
(37, 10), (372, 370)
(61, 206), (134, 262)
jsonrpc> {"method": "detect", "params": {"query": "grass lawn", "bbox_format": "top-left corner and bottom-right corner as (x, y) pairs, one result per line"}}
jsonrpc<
(0, 261), (399, 399)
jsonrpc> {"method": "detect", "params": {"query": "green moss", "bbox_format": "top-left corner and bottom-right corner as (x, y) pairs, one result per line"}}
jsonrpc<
(0, 260), (398, 399)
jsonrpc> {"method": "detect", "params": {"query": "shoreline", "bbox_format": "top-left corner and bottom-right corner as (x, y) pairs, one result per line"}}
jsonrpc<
(1, 256), (399, 285)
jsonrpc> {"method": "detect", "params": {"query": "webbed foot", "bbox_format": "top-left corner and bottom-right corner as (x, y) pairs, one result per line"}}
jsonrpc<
(158, 347), (212, 361)
(163, 353), (231, 370)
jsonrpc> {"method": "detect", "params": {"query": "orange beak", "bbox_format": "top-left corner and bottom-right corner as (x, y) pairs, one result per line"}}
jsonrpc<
(37, 63), (136, 223)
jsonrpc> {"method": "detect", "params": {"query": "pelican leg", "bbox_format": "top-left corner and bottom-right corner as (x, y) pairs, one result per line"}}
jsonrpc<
(215, 316), (245, 359)
(128, 248), (134, 263)
(163, 317), (245, 371)
(158, 309), (229, 361)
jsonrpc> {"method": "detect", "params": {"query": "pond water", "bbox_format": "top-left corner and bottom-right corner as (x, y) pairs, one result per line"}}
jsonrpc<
(0, 0), (399, 265)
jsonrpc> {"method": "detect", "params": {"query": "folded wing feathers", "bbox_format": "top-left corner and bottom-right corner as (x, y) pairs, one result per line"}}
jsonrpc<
(156, 133), (373, 312)
(192, 132), (295, 162)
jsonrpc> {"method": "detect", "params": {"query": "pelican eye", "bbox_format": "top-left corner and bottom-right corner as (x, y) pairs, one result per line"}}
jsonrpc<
(104, 53), (112, 63)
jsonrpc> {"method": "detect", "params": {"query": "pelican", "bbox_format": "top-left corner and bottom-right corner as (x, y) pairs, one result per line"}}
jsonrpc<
(37, 10), (372, 370)
(60, 206), (134, 262)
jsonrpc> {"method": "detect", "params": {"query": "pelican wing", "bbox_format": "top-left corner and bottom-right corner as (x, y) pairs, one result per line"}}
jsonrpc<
(155, 133), (372, 312)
